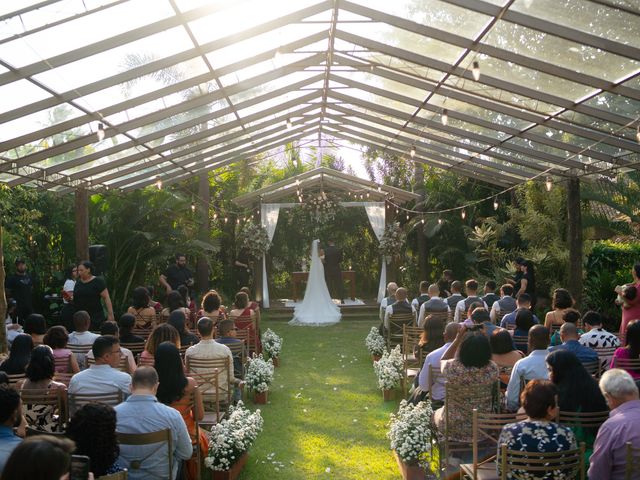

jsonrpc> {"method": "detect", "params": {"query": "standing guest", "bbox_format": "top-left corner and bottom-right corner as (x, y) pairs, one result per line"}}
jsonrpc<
(445, 280), (465, 310)
(588, 369), (640, 479)
(551, 322), (598, 364)
(544, 288), (574, 332)
(516, 260), (536, 308)
(234, 247), (251, 292)
(23, 313), (46, 346)
(417, 284), (449, 327)
(20, 346), (67, 433)
(4, 259), (34, 323)
(500, 293), (540, 329)
(490, 328), (525, 387)
(379, 282), (398, 324)
(550, 309), (584, 347)
(482, 280), (500, 309)
(579, 311), (621, 350)
(0, 435), (75, 480)
(86, 322), (137, 373)
(67, 403), (123, 477)
(139, 324), (181, 366)
(513, 309), (536, 352)
(155, 342), (207, 480)
(0, 385), (23, 473)
(411, 281), (430, 311)
(505, 325), (550, 412)
(0, 334), (32, 375)
(216, 319), (245, 403)
(43, 326), (80, 374)
(511, 257), (524, 294)
(115, 367), (192, 480)
(610, 320), (640, 381)
(61, 265), (77, 330)
(118, 313), (145, 344)
(167, 310), (199, 348)
(383, 287), (416, 330)
(489, 284), (517, 323)
(4, 299), (22, 347)
(617, 263), (640, 337)
(437, 269), (454, 298)
(127, 286), (156, 329)
(159, 253), (194, 295)
(198, 290), (227, 328)
(497, 380), (577, 479)
(73, 260), (114, 329)
(160, 291), (190, 323)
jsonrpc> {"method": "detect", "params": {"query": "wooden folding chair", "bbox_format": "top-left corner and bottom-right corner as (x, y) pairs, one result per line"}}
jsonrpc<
(185, 356), (232, 425)
(427, 364), (445, 404)
(183, 388), (203, 479)
(594, 346), (618, 373)
(53, 372), (75, 387)
(137, 354), (155, 367)
(68, 343), (93, 369)
(626, 441), (640, 480)
(499, 442), (585, 480)
(386, 313), (415, 350)
(121, 342), (146, 357)
(581, 360), (601, 378)
(68, 390), (124, 414)
(131, 328), (152, 341)
(556, 410), (609, 432)
(613, 357), (640, 372)
(225, 340), (247, 380)
(512, 335), (528, 353)
(116, 429), (173, 479)
(87, 355), (130, 373)
(402, 324), (424, 395)
(54, 353), (73, 373)
(233, 314), (258, 354)
(6, 373), (25, 389)
(96, 470), (128, 480)
(20, 388), (68, 432)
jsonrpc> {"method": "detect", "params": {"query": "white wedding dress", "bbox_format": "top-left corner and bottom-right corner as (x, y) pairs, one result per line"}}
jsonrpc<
(289, 239), (342, 326)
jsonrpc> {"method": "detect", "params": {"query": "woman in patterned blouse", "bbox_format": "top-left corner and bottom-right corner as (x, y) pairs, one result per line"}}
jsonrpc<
(498, 379), (577, 479)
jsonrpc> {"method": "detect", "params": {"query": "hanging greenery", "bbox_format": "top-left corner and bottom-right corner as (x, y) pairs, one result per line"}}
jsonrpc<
(379, 222), (406, 258)
(238, 222), (271, 259)
(301, 192), (341, 224)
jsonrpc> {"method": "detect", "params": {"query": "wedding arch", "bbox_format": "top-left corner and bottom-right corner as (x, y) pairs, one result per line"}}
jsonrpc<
(233, 168), (420, 308)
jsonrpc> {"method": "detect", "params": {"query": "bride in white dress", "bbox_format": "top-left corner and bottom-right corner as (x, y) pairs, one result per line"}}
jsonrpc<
(290, 239), (342, 326)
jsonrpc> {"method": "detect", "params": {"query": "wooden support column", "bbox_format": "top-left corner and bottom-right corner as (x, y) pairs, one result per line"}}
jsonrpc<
(196, 174), (210, 293)
(0, 223), (7, 353)
(414, 162), (428, 281)
(567, 177), (583, 307)
(74, 188), (89, 262)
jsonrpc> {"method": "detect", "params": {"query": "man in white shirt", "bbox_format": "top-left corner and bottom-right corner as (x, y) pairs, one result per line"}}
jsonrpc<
(417, 284), (450, 327)
(416, 323), (460, 404)
(86, 322), (137, 373)
(453, 279), (488, 323)
(579, 311), (621, 350)
(379, 282), (398, 323)
(489, 284), (517, 323)
(68, 310), (99, 345)
(411, 281), (430, 311)
(505, 325), (550, 411)
(383, 287), (416, 330)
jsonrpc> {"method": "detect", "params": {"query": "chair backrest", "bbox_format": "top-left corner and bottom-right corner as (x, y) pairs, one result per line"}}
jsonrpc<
(427, 363), (445, 397)
(626, 441), (640, 480)
(387, 313), (415, 349)
(87, 356), (129, 373)
(499, 442), (585, 480)
(116, 429), (172, 478)
(512, 334), (528, 349)
(402, 324), (423, 359)
(54, 354), (72, 372)
(225, 341), (247, 376)
(233, 315), (257, 352)
(235, 328), (252, 352)
(53, 372), (74, 387)
(444, 380), (500, 443)
(69, 390), (124, 410)
(7, 373), (26, 389)
(20, 388), (68, 429)
(137, 354), (155, 367)
(131, 328), (152, 340)
(613, 357), (640, 371)
(186, 356), (231, 405)
(96, 469), (128, 480)
(68, 344), (93, 355)
(121, 342), (146, 356)
(581, 360), (601, 377)
(556, 410), (610, 430)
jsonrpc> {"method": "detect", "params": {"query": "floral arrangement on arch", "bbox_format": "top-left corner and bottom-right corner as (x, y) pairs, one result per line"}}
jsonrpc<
(388, 400), (434, 466)
(261, 329), (283, 359)
(365, 327), (386, 357)
(244, 353), (275, 393)
(379, 222), (406, 258)
(373, 345), (404, 390)
(239, 222), (271, 259)
(301, 191), (341, 223)
(204, 401), (264, 471)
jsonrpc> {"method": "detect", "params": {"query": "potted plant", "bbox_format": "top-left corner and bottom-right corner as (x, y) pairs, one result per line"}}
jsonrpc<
(388, 400), (433, 480)
(204, 401), (263, 480)
(244, 353), (274, 404)
(374, 346), (403, 400)
(261, 328), (283, 367)
(365, 327), (386, 361)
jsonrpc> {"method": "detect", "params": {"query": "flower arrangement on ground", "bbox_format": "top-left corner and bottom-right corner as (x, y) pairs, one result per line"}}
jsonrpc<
(261, 329), (283, 359)
(374, 346), (404, 391)
(204, 401), (264, 472)
(379, 222), (406, 258)
(388, 400), (433, 467)
(244, 353), (275, 393)
(365, 327), (386, 358)
(238, 222), (271, 259)
(302, 191), (341, 223)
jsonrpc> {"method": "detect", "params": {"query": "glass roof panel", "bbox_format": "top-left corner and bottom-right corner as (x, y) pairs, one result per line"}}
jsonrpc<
(0, 79), (51, 115)
(557, 110), (637, 141)
(0, 104), (87, 147)
(526, 124), (630, 158)
(338, 49), (446, 83)
(582, 91), (639, 122)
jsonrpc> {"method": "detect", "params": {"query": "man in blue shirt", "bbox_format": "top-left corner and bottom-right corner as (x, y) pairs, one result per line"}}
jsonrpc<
(500, 293), (540, 328)
(551, 322), (599, 363)
(0, 385), (23, 473)
(115, 367), (192, 480)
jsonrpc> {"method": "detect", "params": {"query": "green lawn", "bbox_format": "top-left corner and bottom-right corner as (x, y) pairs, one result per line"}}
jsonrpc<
(236, 317), (402, 480)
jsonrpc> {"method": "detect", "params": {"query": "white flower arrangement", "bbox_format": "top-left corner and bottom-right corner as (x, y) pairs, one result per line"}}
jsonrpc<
(302, 192), (341, 223)
(365, 327), (386, 357)
(388, 400), (433, 466)
(244, 353), (275, 393)
(379, 222), (406, 258)
(261, 328), (283, 358)
(373, 346), (404, 390)
(239, 222), (271, 259)
(204, 401), (264, 471)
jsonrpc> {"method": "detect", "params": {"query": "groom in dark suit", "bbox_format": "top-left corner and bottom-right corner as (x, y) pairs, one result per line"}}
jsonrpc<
(323, 239), (344, 303)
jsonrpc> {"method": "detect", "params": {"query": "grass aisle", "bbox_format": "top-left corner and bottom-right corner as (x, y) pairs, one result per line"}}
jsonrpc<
(238, 318), (400, 479)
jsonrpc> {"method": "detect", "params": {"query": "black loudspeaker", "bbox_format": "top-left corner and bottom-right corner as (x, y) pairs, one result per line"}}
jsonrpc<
(89, 244), (108, 276)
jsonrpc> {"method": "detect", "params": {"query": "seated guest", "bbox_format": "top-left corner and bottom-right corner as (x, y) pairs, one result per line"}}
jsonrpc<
(67, 403), (123, 477)
(490, 328), (525, 387)
(216, 320), (245, 403)
(160, 291), (190, 323)
(544, 287), (574, 331)
(411, 322), (460, 406)
(482, 280), (500, 309)
(127, 286), (157, 329)
(68, 335), (131, 413)
(43, 326), (80, 374)
(140, 324), (181, 366)
(0, 435), (75, 480)
(198, 290), (227, 327)
(240, 286), (260, 324)
(167, 310), (199, 348)
(498, 380), (577, 479)
(383, 287), (416, 330)
(23, 314), (46, 346)
(513, 308), (536, 352)
(453, 279), (488, 323)
(411, 281), (430, 311)
(115, 367), (192, 480)
(177, 285), (196, 326)
(500, 293), (539, 329)
(550, 309), (583, 347)
(229, 292), (262, 353)
(86, 322), (137, 373)
(155, 342), (207, 480)
(589, 369), (640, 479)
(417, 284), (449, 327)
(118, 313), (145, 344)
(0, 386), (23, 472)
(445, 280), (465, 310)
(505, 325), (550, 412)
(146, 285), (163, 313)
(551, 322), (598, 364)
(20, 345), (67, 433)
(489, 284), (517, 323)
(417, 312), (447, 354)
(579, 310), (620, 350)
(0, 334), (32, 375)
(379, 282), (398, 324)
(434, 329), (499, 442)
(68, 310), (99, 369)
(610, 320), (640, 381)
(471, 307), (498, 337)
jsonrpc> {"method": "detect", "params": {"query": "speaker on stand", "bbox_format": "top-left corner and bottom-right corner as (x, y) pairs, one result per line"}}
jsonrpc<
(89, 244), (108, 276)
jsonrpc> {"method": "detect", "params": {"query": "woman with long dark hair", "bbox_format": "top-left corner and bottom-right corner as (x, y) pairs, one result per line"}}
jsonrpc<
(23, 314), (46, 346)
(127, 286), (157, 329)
(611, 320), (640, 380)
(139, 323), (180, 365)
(160, 290), (190, 323)
(167, 310), (199, 347)
(0, 333), (33, 375)
(155, 342), (206, 480)
(517, 260), (536, 308)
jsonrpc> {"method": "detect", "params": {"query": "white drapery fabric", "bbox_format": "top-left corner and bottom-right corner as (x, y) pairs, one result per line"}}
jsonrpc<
(260, 204), (280, 308)
(365, 202), (386, 303)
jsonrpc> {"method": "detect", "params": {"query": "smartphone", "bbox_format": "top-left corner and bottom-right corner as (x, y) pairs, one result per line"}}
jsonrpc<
(69, 455), (91, 480)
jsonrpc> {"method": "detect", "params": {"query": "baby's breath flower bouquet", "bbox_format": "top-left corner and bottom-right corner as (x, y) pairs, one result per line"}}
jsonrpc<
(302, 193), (341, 223)
(388, 400), (433, 466)
(261, 329), (283, 359)
(239, 222), (271, 259)
(373, 345), (404, 390)
(365, 327), (386, 357)
(244, 353), (274, 393)
(204, 401), (263, 471)
(379, 222), (406, 258)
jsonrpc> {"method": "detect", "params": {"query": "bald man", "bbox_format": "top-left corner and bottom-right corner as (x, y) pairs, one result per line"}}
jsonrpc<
(384, 287), (416, 330)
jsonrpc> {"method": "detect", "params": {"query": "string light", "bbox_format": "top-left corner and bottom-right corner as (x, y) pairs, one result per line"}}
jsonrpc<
(410, 146), (416, 158)
(545, 176), (553, 192)
(441, 109), (449, 126)
(236, 218), (240, 224)
(224, 217), (228, 223)
(286, 118), (292, 130)
(461, 209), (466, 220)
(96, 123), (105, 142)
(438, 218), (442, 225)
(406, 214), (409, 220)
(493, 197), (499, 211)
(190, 202), (196, 212)
(472, 61), (480, 81)
(366, 192), (370, 198)
(213, 213), (218, 220)
(155, 177), (162, 189)
(421, 218), (425, 224)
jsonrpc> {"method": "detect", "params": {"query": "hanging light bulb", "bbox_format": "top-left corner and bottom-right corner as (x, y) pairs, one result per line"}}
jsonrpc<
(155, 177), (162, 189)
(441, 109), (449, 126)
(191, 202), (196, 212)
(461, 209), (466, 220)
(366, 192), (370, 198)
(438, 217), (442, 225)
(410, 146), (416, 158)
(286, 118), (292, 130)
(493, 197), (499, 211)
(406, 214), (409, 221)
(421, 218), (425, 224)
(236, 218), (240, 224)
(472, 61), (480, 81)
(97, 123), (105, 142)
(213, 213), (218, 220)
(545, 176), (553, 192)
(224, 217), (228, 223)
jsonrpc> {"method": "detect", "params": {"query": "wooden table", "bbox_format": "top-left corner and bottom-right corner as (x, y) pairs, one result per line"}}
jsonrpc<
(292, 271), (356, 301)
